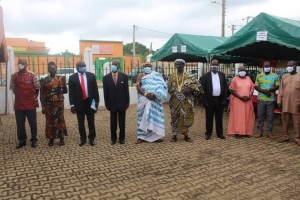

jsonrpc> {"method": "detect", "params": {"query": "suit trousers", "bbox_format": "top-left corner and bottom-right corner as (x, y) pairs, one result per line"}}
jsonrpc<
(205, 97), (224, 136)
(15, 110), (37, 142)
(76, 98), (96, 141)
(110, 110), (126, 142)
(281, 113), (300, 141)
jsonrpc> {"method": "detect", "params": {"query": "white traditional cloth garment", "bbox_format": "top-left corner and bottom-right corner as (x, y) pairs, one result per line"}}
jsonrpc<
(137, 71), (168, 142)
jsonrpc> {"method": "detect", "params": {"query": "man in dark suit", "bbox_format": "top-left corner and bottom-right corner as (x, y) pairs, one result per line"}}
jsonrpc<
(69, 61), (99, 146)
(103, 60), (130, 145)
(201, 59), (228, 140)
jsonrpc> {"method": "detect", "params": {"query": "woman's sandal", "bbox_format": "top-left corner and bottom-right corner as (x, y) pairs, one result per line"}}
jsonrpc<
(59, 139), (65, 146)
(48, 139), (54, 146)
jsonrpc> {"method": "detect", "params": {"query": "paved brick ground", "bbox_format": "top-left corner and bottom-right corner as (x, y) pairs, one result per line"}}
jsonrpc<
(1, 104), (300, 200)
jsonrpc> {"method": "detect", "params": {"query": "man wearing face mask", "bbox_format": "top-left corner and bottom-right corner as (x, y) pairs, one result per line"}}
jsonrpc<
(10, 58), (40, 148)
(168, 59), (200, 142)
(135, 62), (167, 144)
(69, 61), (99, 146)
(254, 61), (280, 139)
(277, 60), (300, 146)
(201, 59), (228, 140)
(103, 60), (130, 145)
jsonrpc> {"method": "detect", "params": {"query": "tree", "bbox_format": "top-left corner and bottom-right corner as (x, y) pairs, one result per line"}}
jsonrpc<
(56, 49), (77, 56)
(123, 42), (149, 55)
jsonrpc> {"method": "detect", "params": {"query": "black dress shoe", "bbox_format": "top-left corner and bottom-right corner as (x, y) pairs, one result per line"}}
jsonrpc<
(89, 140), (95, 146)
(31, 141), (38, 148)
(119, 140), (125, 144)
(16, 142), (26, 149)
(111, 141), (116, 145)
(205, 135), (211, 140)
(218, 135), (226, 139)
(79, 140), (86, 146)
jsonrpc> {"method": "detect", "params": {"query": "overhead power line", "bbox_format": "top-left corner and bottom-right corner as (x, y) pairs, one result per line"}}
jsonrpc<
(136, 26), (173, 35)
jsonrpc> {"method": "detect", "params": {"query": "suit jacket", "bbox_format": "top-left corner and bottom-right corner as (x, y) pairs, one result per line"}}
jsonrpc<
(103, 72), (130, 112)
(68, 72), (100, 110)
(201, 71), (228, 106)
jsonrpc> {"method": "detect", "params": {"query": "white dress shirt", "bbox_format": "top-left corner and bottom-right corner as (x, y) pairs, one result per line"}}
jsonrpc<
(78, 72), (89, 98)
(211, 72), (221, 96)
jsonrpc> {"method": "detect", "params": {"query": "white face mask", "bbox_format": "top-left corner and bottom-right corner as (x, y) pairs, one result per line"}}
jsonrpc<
(238, 71), (246, 77)
(18, 64), (25, 70)
(264, 67), (271, 72)
(287, 66), (294, 73)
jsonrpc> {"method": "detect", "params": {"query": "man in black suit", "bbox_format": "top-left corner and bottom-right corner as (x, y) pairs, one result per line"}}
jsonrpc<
(69, 61), (99, 146)
(201, 59), (228, 140)
(103, 60), (130, 145)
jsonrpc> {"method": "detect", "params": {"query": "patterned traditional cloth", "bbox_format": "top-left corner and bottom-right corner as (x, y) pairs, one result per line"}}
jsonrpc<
(168, 72), (200, 135)
(227, 76), (255, 135)
(137, 71), (168, 142)
(255, 72), (280, 101)
(40, 76), (68, 139)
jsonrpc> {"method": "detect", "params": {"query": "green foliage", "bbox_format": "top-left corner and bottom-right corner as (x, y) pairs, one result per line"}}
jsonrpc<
(123, 42), (149, 55)
(56, 49), (77, 56)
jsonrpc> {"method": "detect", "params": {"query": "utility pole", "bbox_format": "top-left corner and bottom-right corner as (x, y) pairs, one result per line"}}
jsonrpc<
(211, 0), (226, 37)
(246, 16), (254, 23)
(133, 25), (136, 67)
(221, 0), (225, 37)
(149, 42), (153, 54)
(228, 24), (242, 36)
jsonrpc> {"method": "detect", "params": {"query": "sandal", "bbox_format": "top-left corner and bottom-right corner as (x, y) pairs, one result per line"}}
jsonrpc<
(59, 139), (65, 146)
(184, 135), (193, 142)
(171, 135), (177, 142)
(135, 138), (143, 144)
(48, 139), (54, 146)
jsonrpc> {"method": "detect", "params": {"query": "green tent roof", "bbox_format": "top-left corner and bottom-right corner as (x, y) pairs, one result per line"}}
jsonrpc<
(151, 33), (228, 62)
(211, 12), (300, 60)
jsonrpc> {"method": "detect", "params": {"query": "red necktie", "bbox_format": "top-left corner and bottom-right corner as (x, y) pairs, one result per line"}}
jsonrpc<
(80, 74), (87, 100)
(113, 74), (117, 86)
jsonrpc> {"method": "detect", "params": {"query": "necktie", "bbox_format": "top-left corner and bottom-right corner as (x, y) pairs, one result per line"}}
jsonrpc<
(113, 74), (117, 86)
(80, 74), (87, 100)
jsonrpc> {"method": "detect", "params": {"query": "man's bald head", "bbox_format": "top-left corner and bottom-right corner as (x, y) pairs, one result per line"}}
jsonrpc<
(18, 58), (28, 66)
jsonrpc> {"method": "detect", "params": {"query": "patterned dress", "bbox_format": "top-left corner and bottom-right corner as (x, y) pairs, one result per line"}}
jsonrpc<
(227, 76), (255, 135)
(168, 72), (201, 135)
(40, 76), (68, 139)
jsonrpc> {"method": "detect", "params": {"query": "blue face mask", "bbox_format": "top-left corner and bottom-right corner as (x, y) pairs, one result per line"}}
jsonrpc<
(144, 67), (152, 74)
(111, 65), (118, 72)
(78, 66), (87, 73)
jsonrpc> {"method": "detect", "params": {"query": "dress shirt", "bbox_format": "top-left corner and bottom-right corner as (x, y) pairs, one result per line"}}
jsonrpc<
(211, 71), (221, 96)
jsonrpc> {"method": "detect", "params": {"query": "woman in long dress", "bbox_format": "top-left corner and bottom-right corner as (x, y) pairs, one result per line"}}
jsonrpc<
(40, 62), (68, 146)
(227, 65), (255, 138)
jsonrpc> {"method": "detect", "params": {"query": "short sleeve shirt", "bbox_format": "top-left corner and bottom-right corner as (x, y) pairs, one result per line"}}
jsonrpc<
(10, 70), (40, 110)
(255, 72), (280, 101)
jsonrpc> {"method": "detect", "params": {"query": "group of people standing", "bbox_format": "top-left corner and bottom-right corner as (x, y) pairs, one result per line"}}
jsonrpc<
(9, 58), (300, 148)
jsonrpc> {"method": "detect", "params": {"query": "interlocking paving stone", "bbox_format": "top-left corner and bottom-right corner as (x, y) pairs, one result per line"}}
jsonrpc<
(1, 104), (300, 199)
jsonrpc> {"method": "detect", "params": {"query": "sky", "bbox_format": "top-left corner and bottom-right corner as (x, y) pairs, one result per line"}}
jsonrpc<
(2, 0), (300, 54)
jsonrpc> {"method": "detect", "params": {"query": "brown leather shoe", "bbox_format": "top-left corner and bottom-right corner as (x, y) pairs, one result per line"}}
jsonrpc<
(278, 138), (289, 143)
(267, 134), (275, 139)
(295, 141), (300, 146)
(255, 134), (262, 138)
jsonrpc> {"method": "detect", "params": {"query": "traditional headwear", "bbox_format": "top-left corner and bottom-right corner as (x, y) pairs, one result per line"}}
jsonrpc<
(174, 59), (186, 64)
(142, 62), (152, 67)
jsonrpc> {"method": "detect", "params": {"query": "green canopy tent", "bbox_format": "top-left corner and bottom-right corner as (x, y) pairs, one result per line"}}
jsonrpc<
(211, 13), (300, 61)
(151, 33), (253, 63)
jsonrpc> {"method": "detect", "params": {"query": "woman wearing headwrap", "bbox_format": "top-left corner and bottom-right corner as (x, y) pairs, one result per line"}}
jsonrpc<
(40, 62), (68, 146)
(168, 59), (201, 142)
